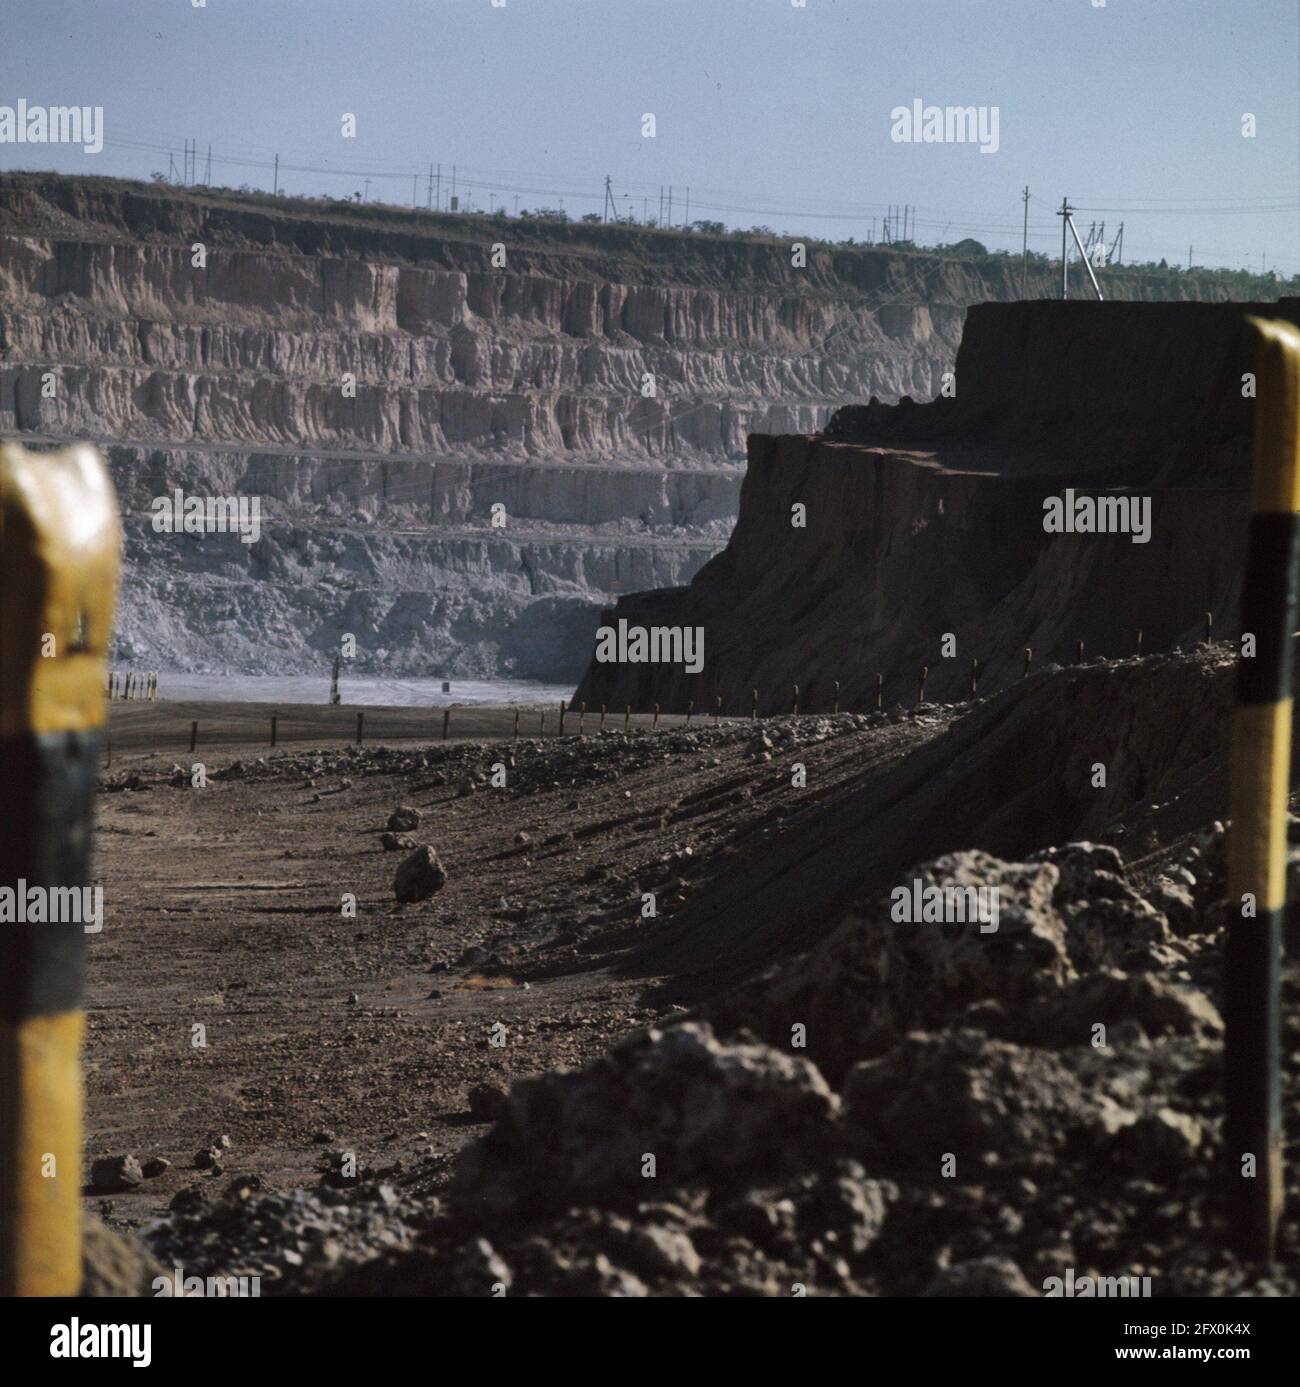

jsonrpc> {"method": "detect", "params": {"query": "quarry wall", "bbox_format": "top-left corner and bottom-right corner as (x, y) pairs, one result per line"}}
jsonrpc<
(575, 300), (1294, 712)
(0, 173), (1262, 680)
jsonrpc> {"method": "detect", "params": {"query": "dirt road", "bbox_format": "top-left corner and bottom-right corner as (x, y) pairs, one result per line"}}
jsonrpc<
(86, 703), (913, 1228)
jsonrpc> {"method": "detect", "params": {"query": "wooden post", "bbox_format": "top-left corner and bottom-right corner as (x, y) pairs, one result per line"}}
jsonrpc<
(540, 711), (546, 738)
(832, 680), (840, 715)
(970, 657), (978, 698)
(1222, 315), (1300, 1263)
(791, 684), (799, 716)
(876, 673), (883, 711)
(714, 695), (722, 724)
(625, 705), (631, 734)
(599, 704), (606, 733)
(189, 720), (198, 753)
(686, 699), (694, 726)
(918, 666), (927, 706)
(653, 703), (660, 729)
(271, 715), (278, 748)
(1136, 628), (1143, 657)
(1024, 646), (1032, 678)
(356, 711), (364, 746)
(1205, 610), (1214, 644)
(579, 703), (586, 736)
(0, 442), (120, 1294)
(751, 688), (758, 720)
(558, 699), (566, 736)
(1076, 639), (1084, 665)
(442, 708), (450, 741)
(514, 707), (520, 739)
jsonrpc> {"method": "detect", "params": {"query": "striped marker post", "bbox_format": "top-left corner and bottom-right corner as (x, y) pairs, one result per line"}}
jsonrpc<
(1224, 316), (1300, 1263)
(1, 442), (120, 1295)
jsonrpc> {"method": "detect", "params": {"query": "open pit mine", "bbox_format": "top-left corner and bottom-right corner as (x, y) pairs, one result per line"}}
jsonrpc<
(0, 171), (1249, 682)
(3, 173), (1298, 1307)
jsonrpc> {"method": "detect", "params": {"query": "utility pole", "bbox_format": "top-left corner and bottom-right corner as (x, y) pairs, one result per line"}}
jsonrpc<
(1188, 245), (1193, 271)
(1020, 186), (1030, 298)
(1058, 198), (1104, 301)
(436, 163), (441, 210)
(667, 185), (673, 226)
(273, 153), (279, 197)
(603, 175), (614, 223)
(1059, 197), (1070, 299)
(426, 162), (433, 209)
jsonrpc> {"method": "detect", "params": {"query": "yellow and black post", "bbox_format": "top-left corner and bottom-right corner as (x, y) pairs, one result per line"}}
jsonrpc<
(1225, 317), (1300, 1263)
(0, 442), (120, 1295)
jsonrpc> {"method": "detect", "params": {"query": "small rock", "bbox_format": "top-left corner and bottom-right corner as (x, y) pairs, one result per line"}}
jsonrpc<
(90, 1154), (144, 1192)
(388, 806), (421, 832)
(141, 1157), (171, 1179)
(924, 1257), (1038, 1297)
(1114, 1108), (1203, 1177)
(467, 1082), (508, 1123)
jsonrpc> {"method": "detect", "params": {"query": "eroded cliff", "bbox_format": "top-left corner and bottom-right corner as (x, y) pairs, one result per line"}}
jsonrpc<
(0, 173), (1256, 678)
(575, 299), (1294, 712)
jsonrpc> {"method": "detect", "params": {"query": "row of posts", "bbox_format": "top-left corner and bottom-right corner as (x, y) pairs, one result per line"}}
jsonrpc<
(180, 616), (1221, 753)
(107, 671), (157, 700)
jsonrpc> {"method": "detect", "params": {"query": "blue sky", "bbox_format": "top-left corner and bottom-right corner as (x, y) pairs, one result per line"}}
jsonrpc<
(1, 0), (1297, 274)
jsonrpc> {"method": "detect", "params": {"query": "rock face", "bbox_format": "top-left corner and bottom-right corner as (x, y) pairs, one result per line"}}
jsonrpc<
(575, 298), (1294, 712)
(0, 174), (1246, 680)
